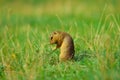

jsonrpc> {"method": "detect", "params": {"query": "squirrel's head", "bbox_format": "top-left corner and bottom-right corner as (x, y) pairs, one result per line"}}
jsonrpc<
(50, 31), (61, 44)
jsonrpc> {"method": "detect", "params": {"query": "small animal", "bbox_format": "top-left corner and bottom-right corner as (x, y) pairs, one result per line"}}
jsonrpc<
(50, 31), (75, 62)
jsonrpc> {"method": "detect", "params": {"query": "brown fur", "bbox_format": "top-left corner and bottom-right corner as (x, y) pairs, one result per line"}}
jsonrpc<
(50, 31), (75, 62)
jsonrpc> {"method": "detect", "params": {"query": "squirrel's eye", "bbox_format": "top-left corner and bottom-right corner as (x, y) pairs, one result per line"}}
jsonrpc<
(51, 36), (53, 40)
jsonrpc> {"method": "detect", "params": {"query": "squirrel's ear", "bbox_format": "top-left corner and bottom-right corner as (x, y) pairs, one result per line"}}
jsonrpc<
(53, 31), (57, 34)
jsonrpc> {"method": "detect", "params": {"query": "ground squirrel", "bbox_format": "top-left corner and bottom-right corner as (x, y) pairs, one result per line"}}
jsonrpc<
(50, 31), (75, 62)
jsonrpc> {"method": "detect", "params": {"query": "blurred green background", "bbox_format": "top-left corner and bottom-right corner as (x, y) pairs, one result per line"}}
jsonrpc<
(0, 0), (120, 27)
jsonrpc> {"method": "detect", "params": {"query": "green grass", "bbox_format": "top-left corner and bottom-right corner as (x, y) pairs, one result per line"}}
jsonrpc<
(0, 0), (120, 80)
